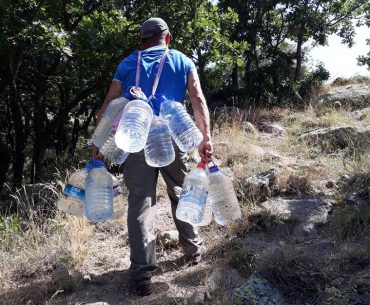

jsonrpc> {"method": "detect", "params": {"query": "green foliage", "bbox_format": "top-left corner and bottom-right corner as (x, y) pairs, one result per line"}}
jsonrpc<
(0, 0), (367, 191)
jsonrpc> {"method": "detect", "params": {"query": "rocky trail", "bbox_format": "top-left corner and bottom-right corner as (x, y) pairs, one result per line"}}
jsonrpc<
(1, 82), (370, 305)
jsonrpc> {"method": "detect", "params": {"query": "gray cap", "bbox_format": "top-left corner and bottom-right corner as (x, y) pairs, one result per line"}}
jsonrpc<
(140, 18), (169, 39)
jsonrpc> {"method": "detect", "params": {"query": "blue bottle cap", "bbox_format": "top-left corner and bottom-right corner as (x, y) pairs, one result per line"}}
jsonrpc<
(209, 165), (219, 173)
(85, 160), (105, 170)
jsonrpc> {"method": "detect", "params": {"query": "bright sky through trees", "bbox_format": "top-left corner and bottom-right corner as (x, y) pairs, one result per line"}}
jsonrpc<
(309, 25), (370, 81)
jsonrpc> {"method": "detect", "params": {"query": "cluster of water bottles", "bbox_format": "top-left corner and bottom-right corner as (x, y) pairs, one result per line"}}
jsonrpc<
(92, 97), (203, 167)
(176, 162), (241, 226)
(57, 97), (241, 224)
(57, 160), (125, 222)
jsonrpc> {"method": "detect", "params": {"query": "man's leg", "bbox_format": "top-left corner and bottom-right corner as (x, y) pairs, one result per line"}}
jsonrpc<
(160, 147), (203, 258)
(123, 151), (158, 283)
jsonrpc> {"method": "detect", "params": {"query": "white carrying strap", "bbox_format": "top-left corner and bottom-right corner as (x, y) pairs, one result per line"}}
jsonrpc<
(134, 49), (169, 100)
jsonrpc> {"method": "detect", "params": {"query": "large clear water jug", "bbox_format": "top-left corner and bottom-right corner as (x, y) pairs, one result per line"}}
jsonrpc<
(160, 100), (203, 152)
(100, 134), (129, 165)
(92, 97), (129, 148)
(195, 198), (213, 226)
(115, 100), (153, 153)
(176, 163), (209, 225)
(57, 169), (87, 216)
(144, 116), (175, 167)
(208, 165), (241, 225)
(85, 160), (113, 222)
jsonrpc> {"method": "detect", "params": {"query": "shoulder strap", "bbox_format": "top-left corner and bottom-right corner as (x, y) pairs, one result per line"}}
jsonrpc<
(135, 51), (142, 87)
(134, 49), (169, 101)
(150, 49), (169, 99)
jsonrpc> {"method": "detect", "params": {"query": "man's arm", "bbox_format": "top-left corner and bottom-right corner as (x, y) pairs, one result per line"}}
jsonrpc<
(92, 80), (122, 158)
(187, 69), (213, 162)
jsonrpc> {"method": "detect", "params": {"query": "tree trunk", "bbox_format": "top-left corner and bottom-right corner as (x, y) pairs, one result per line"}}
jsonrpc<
(9, 67), (26, 186)
(231, 64), (240, 91)
(295, 25), (305, 81)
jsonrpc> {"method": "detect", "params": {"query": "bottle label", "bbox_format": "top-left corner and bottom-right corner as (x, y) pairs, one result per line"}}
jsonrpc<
(179, 185), (207, 207)
(63, 184), (85, 200)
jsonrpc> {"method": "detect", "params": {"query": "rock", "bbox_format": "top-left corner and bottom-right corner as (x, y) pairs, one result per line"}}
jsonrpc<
(52, 265), (74, 290)
(188, 291), (207, 305)
(261, 198), (332, 241)
(293, 223), (318, 242)
(299, 126), (355, 150)
(207, 268), (245, 291)
(331, 278), (346, 287)
(157, 230), (179, 249)
(243, 169), (278, 199)
(320, 83), (370, 109)
(243, 121), (258, 135)
(233, 276), (287, 305)
(258, 123), (284, 135)
(351, 107), (370, 120)
(299, 126), (370, 152)
(326, 180), (335, 188)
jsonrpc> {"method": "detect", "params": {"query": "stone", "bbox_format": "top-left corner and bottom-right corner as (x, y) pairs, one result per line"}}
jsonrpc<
(207, 268), (245, 291)
(299, 126), (356, 150)
(320, 83), (370, 109)
(188, 291), (207, 305)
(243, 168), (278, 199)
(326, 180), (335, 188)
(293, 223), (318, 242)
(261, 198), (332, 241)
(331, 278), (346, 287)
(243, 121), (258, 135)
(233, 276), (287, 305)
(52, 265), (74, 290)
(258, 123), (284, 135)
(351, 107), (370, 120)
(157, 230), (179, 249)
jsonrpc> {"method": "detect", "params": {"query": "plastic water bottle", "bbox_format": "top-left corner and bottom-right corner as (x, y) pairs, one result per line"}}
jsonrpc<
(100, 134), (129, 165)
(208, 165), (241, 225)
(85, 160), (113, 222)
(115, 100), (153, 153)
(195, 198), (213, 226)
(144, 116), (175, 167)
(176, 163), (209, 225)
(92, 97), (129, 148)
(57, 169), (87, 216)
(160, 100), (203, 152)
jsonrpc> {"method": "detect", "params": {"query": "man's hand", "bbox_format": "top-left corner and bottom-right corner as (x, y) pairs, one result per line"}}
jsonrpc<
(198, 138), (213, 164)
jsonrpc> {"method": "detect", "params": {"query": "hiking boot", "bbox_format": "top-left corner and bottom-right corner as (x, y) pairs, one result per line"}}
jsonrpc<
(131, 278), (152, 296)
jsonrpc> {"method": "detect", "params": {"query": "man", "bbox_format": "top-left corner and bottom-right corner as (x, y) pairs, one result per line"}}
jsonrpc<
(93, 18), (213, 296)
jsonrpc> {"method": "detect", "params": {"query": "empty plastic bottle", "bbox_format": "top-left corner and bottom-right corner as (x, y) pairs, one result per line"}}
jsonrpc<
(100, 133), (129, 165)
(160, 100), (203, 152)
(92, 97), (129, 148)
(195, 198), (213, 226)
(208, 165), (241, 225)
(57, 169), (87, 216)
(115, 100), (153, 153)
(85, 160), (113, 222)
(144, 116), (175, 167)
(176, 163), (209, 225)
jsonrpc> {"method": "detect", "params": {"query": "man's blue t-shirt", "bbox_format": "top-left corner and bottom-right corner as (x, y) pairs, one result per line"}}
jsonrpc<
(113, 46), (195, 114)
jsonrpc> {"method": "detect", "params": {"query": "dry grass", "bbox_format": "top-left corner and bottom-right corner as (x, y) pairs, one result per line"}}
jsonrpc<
(0, 181), (95, 304)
